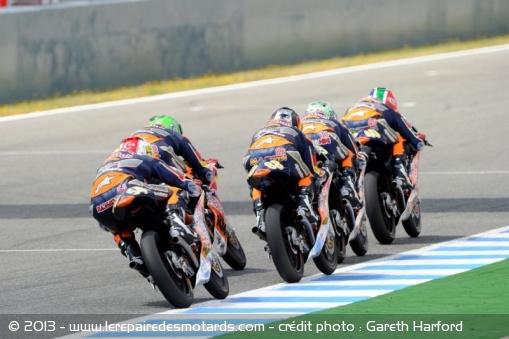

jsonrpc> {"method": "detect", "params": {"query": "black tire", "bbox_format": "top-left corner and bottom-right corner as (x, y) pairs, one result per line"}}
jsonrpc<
(265, 203), (305, 283)
(312, 229), (339, 275)
(140, 231), (194, 308)
(221, 226), (247, 270)
(335, 229), (347, 264)
(350, 222), (369, 256)
(344, 203), (368, 257)
(203, 254), (229, 299)
(402, 199), (422, 237)
(364, 171), (397, 244)
(330, 210), (347, 264)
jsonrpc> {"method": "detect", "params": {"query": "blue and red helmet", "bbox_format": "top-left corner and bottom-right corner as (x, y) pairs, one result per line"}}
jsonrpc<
(270, 107), (302, 130)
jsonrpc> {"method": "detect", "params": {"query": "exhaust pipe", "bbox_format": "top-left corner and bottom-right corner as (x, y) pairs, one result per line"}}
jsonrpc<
(296, 210), (316, 246)
(128, 260), (149, 277)
(252, 226), (267, 241)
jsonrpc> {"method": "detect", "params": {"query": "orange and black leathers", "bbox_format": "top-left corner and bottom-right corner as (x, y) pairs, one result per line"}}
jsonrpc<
(131, 125), (214, 184)
(342, 97), (423, 156)
(90, 149), (196, 236)
(243, 120), (317, 200)
(302, 113), (358, 170)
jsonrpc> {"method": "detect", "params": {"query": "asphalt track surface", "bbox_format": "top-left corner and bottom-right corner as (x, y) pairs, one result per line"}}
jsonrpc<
(1, 46), (508, 321)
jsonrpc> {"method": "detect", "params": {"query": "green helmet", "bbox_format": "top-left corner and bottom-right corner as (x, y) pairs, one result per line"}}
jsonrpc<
(305, 101), (337, 120)
(148, 115), (183, 134)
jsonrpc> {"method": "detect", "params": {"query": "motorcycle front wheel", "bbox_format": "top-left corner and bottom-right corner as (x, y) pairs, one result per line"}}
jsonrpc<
(204, 254), (229, 299)
(313, 227), (339, 274)
(265, 203), (305, 283)
(221, 225), (247, 270)
(343, 203), (368, 256)
(329, 209), (347, 264)
(140, 231), (194, 308)
(402, 199), (422, 237)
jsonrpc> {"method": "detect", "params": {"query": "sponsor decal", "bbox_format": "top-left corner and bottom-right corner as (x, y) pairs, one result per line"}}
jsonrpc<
(154, 191), (169, 198)
(96, 197), (116, 213)
(108, 152), (133, 159)
(294, 163), (304, 177)
(317, 131), (331, 145)
(249, 148), (288, 166)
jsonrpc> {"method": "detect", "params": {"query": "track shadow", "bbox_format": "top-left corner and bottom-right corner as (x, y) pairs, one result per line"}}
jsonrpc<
(221, 267), (271, 277)
(143, 296), (215, 310)
(388, 235), (462, 246)
(1, 197), (508, 219)
(421, 198), (509, 213)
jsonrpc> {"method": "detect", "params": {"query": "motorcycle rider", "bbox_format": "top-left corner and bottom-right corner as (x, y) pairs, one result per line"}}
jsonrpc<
(89, 136), (201, 277)
(302, 101), (362, 210)
(243, 107), (322, 240)
(342, 87), (426, 189)
(130, 115), (215, 185)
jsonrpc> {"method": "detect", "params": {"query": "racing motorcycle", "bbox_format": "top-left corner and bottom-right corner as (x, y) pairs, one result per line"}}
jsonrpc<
(249, 160), (341, 283)
(199, 158), (247, 270)
(112, 179), (229, 308)
(325, 152), (369, 261)
(351, 125), (432, 244)
(310, 146), (369, 262)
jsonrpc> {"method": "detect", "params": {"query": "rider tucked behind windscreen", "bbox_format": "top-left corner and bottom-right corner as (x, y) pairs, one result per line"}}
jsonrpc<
(130, 115), (215, 186)
(301, 101), (363, 210)
(89, 136), (201, 278)
(242, 107), (319, 240)
(342, 87), (427, 189)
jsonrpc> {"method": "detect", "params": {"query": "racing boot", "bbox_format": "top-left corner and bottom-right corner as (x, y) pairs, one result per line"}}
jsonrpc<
(251, 198), (266, 241)
(392, 156), (413, 189)
(340, 168), (362, 210)
(296, 186), (319, 231)
(119, 238), (150, 278)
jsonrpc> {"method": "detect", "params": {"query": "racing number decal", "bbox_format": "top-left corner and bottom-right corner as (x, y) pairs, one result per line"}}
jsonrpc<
(264, 160), (284, 170)
(364, 129), (382, 138)
(125, 186), (149, 195)
(314, 145), (329, 155)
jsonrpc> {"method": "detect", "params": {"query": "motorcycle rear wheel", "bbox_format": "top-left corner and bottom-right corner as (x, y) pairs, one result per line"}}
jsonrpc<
(140, 231), (194, 308)
(221, 226), (247, 270)
(265, 203), (305, 283)
(365, 171), (397, 244)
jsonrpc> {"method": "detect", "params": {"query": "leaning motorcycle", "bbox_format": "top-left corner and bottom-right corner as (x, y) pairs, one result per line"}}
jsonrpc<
(348, 126), (431, 244)
(325, 152), (369, 261)
(112, 180), (229, 308)
(196, 158), (247, 270)
(248, 160), (340, 283)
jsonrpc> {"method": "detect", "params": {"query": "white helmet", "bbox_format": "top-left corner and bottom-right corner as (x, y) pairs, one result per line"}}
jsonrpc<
(118, 136), (154, 156)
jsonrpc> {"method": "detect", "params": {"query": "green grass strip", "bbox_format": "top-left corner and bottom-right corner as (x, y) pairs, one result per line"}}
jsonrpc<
(219, 259), (509, 339)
